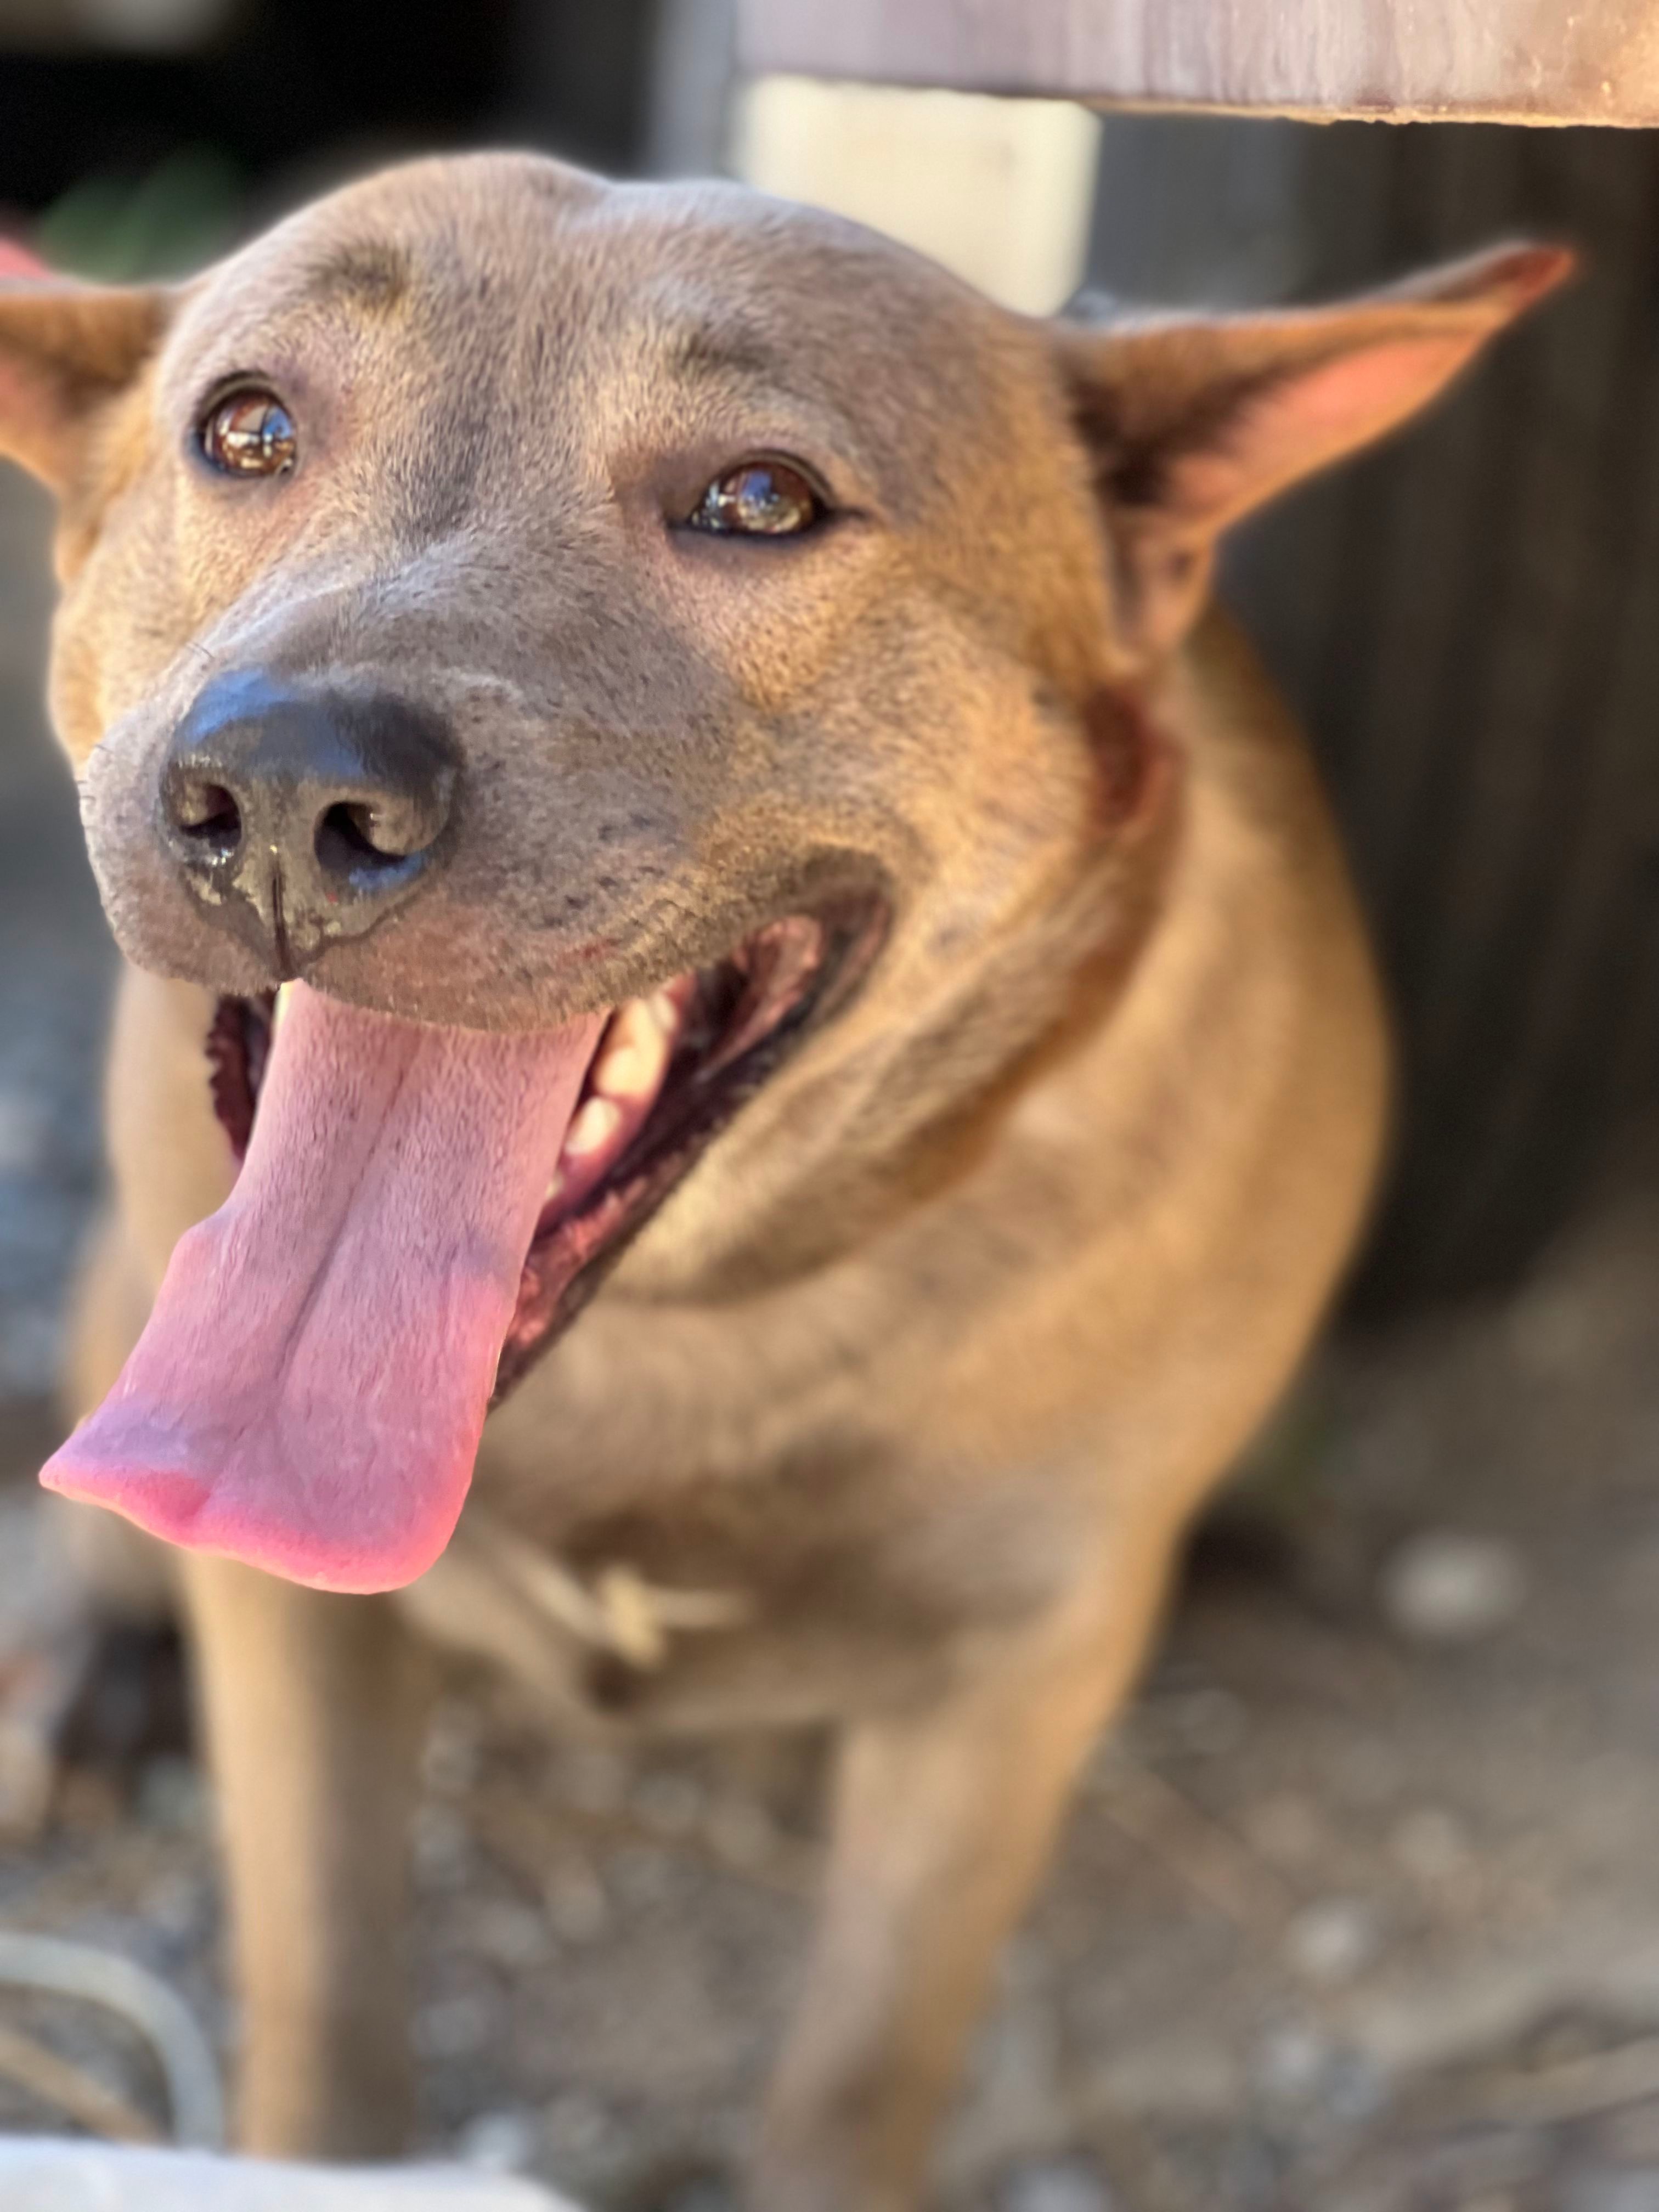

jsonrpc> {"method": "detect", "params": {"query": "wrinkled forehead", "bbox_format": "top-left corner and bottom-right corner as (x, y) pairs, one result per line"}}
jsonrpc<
(158, 155), (1028, 496)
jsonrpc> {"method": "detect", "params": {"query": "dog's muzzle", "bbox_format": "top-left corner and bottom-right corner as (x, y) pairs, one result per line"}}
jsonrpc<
(159, 668), (457, 974)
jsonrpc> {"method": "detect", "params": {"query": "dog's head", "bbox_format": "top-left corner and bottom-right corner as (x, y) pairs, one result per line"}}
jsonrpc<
(0, 153), (1567, 1589)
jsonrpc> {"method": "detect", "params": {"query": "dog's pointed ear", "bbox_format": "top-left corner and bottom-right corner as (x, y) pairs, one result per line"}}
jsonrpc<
(1053, 242), (1573, 663)
(0, 265), (172, 495)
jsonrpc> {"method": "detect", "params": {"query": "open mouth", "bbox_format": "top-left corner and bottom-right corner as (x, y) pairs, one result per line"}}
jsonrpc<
(42, 893), (886, 1594)
(210, 895), (886, 1402)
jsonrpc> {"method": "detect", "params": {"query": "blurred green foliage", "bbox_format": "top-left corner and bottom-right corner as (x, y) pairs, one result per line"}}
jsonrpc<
(36, 146), (244, 279)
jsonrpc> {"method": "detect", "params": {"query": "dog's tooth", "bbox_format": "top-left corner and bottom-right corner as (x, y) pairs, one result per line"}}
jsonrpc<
(646, 989), (682, 1035)
(595, 1046), (650, 1097)
(544, 1166), (566, 1204)
(591, 998), (670, 1101)
(272, 982), (293, 1035)
(562, 1096), (622, 1160)
(619, 994), (671, 1056)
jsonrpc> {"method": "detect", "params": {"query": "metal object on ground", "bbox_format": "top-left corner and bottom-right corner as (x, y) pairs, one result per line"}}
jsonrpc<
(0, 1931), (224, 2148)
(0, 2141), (579, 2211)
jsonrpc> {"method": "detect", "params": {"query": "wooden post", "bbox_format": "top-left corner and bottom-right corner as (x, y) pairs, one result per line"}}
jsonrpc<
(733, 75), (1101, 312)
(736, 0), (1659, 128)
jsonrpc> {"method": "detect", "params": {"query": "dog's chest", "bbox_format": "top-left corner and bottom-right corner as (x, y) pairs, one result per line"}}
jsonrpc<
(400, 1464), (1072, 1734)
(398, 1271), (1084, 1731)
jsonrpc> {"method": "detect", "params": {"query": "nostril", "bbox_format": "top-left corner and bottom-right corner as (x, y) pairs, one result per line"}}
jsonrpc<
(315, 800), (426, 880)
(325, 801), (386, 856)
(168, 778), (242, 861)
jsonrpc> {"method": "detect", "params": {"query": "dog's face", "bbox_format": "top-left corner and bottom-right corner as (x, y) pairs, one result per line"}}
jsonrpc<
(0, 154), (1565, 1590)
(59, 156), (1114, 1036)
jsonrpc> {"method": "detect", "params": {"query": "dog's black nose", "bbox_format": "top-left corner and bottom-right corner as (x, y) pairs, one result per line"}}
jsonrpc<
(160, 671), (457, 970)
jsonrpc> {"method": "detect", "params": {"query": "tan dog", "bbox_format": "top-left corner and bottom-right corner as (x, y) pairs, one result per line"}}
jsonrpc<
(0, 155), (1565, 2210)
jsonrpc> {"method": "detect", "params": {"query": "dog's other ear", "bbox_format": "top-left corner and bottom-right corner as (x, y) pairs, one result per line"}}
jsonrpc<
(0, 263), (171, 495)
(1054, 242), (1573, 663)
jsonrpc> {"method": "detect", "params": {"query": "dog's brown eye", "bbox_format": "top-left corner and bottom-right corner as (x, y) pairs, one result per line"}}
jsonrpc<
(690, 460), (822, 537)
(200, 390), (297, 477)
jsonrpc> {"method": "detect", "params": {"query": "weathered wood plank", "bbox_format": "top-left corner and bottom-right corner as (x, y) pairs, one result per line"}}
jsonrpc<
(736, 0), (1659, 127)
(1090, 118), (1659, 1304)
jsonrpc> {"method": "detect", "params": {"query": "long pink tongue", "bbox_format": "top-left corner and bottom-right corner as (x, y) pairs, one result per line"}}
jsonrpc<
(42, 984), (604, 1593)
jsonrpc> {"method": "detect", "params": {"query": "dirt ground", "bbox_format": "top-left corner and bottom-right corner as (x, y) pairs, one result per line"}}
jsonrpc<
(5, 475), (1659, 2212)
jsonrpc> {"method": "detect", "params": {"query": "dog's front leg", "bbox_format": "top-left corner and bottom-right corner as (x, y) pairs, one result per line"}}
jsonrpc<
(753, 1539), (1178, 2212)
(180, 1554), (433, 2158)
